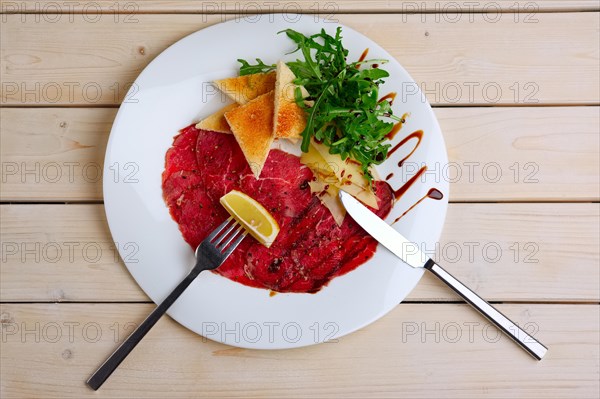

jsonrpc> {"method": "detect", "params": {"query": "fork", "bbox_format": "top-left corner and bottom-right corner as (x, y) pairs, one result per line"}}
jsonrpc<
(86, 216), (247, 390)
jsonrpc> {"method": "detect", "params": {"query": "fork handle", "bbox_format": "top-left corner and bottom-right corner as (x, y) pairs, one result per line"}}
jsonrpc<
(424, 259), (547, 360)
(86, 268), (202, 390)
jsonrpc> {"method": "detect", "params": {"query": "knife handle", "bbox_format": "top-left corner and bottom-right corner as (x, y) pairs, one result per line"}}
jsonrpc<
(423, 259), (548, 360)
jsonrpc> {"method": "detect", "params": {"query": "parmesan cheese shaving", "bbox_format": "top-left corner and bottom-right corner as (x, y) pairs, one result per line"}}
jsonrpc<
(309, 141), (379, 209)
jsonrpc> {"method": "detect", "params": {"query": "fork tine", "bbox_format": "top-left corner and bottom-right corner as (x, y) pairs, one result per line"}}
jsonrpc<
(216, 224), (244, 251)
(213, 219), (240, 247)
(222, 230), (248, 258)
(206, 216), (234, 242)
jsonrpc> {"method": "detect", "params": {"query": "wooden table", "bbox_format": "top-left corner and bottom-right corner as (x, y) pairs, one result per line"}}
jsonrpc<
(1, 2), (599, 398)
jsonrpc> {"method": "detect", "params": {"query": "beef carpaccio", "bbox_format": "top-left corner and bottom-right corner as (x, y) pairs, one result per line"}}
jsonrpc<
(162, 124), (393, 293)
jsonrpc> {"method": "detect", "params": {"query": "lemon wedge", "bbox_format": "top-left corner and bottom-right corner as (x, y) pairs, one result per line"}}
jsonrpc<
(220, 190), (280, 248)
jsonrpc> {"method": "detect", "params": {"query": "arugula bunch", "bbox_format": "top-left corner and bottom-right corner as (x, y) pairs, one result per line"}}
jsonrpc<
(238, 27), (400, 182)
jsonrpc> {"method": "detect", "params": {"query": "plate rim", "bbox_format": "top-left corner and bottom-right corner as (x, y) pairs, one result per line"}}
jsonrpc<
(103, 14), (449, 349)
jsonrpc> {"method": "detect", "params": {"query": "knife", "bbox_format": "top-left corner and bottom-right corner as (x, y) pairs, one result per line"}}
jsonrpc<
(339, 190), (547, 360)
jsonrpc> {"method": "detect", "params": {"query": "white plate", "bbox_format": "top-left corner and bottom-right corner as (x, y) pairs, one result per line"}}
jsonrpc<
(103, 14), (449, 349)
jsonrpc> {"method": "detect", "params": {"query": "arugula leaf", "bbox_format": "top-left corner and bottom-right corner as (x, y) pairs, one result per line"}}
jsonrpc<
(237, 27), (400, 183)
(237, 58), (276, 76)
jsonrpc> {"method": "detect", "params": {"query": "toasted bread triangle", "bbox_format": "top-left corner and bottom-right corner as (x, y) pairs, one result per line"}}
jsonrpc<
(214, 71), (276, 105)
(224, 91), (275, 178)
(195, 103), (239, 134)
(273, 61), (309, 139)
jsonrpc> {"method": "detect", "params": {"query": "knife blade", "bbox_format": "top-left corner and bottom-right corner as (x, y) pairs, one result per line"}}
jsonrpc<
(339, 190), (428, 269)
(339, 190), (548, 360)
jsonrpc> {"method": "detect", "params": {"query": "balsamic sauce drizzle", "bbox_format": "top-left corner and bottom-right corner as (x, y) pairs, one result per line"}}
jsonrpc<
(382, 125), (444, 222)
(355, 49), (445, 223)
(356, 48), (369, 66)
(393, 188), (444, 224)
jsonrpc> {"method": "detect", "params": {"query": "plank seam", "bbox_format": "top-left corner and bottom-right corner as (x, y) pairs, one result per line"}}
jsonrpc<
(1, 300), (598, 304)
(2, 201), (599, 205)
(1, 10), (599, 15)
(2, 103), (600, 109)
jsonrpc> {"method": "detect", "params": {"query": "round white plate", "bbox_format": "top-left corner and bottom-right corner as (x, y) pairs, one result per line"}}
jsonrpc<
(104, 14), (449, 349)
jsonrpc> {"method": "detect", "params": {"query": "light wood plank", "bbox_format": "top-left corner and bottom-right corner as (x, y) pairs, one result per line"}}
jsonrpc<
(436, 106), (600, 201)
(0, 303), (598, 398)
(413, 202), (600, 302)
(1, 107), (598, 201)
(0, 204), (139, 302)
(1, 13), (598, 105)
(0, 108), (107, 201)
(2, 203), (598, 302)
(2, 0), (598, 13)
